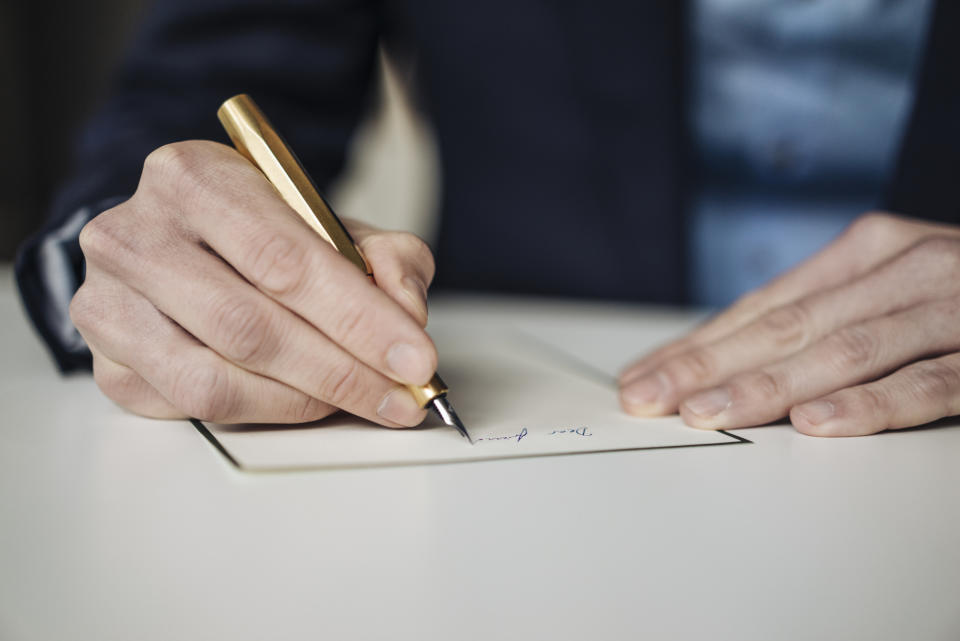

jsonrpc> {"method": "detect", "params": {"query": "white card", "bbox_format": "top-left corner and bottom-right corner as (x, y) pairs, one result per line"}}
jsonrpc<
(199, 329), (744, 471)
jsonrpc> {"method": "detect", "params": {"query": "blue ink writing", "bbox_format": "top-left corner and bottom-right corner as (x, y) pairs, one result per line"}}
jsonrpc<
(475, 427), (528, 443)
(547, 426), (593, 437)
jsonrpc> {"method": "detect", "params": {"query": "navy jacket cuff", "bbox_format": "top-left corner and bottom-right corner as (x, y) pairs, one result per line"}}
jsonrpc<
(14, 196), (129, 373)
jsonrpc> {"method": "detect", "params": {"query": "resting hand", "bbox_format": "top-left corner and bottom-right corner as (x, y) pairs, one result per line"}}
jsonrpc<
(71, 141), (437, 426)
(620, 212), (960, 436)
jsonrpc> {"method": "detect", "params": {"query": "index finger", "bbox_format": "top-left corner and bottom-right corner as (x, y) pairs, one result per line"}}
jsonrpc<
(153, 141), (438, 386)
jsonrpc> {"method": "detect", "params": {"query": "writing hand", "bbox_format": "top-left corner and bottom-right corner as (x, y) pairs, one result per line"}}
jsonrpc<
(70, 141), (437, 426)
(619, 213), (960, 436)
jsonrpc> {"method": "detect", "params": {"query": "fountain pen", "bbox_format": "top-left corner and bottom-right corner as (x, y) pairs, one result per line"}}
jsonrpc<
(217, 93), (472, 443)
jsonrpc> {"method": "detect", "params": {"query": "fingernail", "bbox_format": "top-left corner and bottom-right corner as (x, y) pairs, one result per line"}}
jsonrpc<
(401, 276), (428, 319)
(386, 342), (432, 385)
(622, 374), (665, 407)
(794, 400), (835, 426)
(377, 388), (424, 426)
(683, 387), (731, 418)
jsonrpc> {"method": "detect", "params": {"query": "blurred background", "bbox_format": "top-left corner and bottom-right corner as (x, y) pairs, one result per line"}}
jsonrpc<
(0, 1), (146, 261)
(0, 0), (439, 264)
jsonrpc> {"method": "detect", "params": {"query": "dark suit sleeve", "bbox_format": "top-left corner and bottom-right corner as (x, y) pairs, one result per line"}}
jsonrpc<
(16, 0), (383, 372)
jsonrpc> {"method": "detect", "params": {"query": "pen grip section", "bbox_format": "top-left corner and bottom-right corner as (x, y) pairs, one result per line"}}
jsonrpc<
(408, 374), (448, 408)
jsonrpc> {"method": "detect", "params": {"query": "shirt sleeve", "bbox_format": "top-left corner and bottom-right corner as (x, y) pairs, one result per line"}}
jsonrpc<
(16, 0), (383, 372)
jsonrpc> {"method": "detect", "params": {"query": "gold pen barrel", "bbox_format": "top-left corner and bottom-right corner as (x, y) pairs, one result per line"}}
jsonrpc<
(218, 93), (447, 410)
(217, 94), (370, 275)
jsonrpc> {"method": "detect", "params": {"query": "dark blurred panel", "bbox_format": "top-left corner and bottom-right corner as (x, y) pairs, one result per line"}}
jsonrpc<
(0, 0), (147, 261)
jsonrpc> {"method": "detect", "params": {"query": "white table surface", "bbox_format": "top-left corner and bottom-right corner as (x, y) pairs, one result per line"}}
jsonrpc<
(1, 266), (958, 641)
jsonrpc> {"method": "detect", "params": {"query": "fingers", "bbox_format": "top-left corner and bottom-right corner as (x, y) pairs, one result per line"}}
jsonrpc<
(72, 272), (338, 424)
(620, 236), (960, 416)
(136, 141), (437, 386)
(620, 212), (960, 385)
(678, 300), (960, 430)
(89, 344), (184, 419)
(791, 353), (960, 437)
(124, 239), (426, 426)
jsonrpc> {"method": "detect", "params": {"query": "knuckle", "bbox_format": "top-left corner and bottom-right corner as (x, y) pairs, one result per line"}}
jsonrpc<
(850, 386), (890, 419)
(289, 395), (332, 423)
(758, 303), (813, 351)
(170, 362), (234, 421)
(317, 358), (363, 407)
(246, 233), (308, 297)
(331, 300), (367, 342)
(144, 142), (215, 206)
(77, 216), (103, 257)
(655, 361), (686, 392)
(209, 295), (275, 363)
(357, 231), (392, 259)
(825, 326), (878, 372)
(363, 230), (394, 248)
(144, 142), (195, 183)
(93, 363), (142, 406)
(364, 231), (436, 283)
(79, 202), (171, 274)
(661, 349), (716, 389)
(69, 284), (101, 333)
(907, 360), (960, 406)
(911, 236), (960, 273)
(731, 288), (764, 313)
(395, 232), (436, 281)
(737, 369), (787, 401)
(78, 210), (126, 265)
(846, 211), (903, 244)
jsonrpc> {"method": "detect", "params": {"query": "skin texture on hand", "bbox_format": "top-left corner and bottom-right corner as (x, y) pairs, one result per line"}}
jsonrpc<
(70, 140), (439, 427)
(620, 212), (960, 437)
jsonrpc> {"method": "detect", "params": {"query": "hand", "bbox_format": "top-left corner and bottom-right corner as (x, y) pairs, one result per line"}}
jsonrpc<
(619, 212), (960, 437)
(70, 140), (438, 426)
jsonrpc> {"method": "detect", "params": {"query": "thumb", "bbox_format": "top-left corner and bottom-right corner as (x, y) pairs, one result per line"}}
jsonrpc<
(347, 221), (435, 327)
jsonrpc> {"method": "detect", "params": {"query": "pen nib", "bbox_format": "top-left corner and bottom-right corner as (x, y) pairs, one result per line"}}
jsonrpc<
(431, 396), (472, 444)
